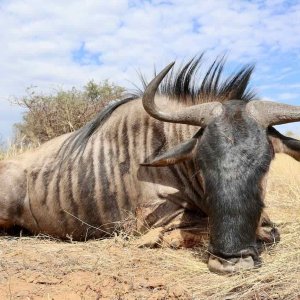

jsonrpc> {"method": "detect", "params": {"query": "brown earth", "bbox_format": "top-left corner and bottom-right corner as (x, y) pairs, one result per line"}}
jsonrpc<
(0, 154), (299, 300)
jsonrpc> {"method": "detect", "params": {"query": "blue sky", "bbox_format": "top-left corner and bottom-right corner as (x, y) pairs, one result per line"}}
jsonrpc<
(0, 0), (300, 142)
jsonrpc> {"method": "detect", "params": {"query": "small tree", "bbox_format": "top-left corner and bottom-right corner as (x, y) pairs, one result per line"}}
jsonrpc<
(13, 80), (125, 146)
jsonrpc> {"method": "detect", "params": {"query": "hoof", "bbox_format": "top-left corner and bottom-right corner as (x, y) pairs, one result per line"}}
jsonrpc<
(135, 227), (164, 248)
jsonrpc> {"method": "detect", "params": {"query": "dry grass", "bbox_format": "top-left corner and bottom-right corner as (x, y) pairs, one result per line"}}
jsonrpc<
(0, 142), (36, 161)
(0, 154), (299, 299)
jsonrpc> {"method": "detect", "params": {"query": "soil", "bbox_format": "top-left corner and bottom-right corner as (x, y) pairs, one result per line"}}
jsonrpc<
(0, 235), (193, 300)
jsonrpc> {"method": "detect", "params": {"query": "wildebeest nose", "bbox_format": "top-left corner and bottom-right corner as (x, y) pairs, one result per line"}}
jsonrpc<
(207, 255), (255, 274)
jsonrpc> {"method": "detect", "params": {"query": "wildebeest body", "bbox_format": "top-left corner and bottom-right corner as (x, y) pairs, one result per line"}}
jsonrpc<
(3, 100), (199, 239)
(1, 56), (300, 273)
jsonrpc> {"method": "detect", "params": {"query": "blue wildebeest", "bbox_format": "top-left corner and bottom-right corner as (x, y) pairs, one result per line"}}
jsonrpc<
(1, 57), (299, 273)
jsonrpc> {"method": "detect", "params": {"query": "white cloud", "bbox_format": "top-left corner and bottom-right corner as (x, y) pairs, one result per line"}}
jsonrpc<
(0, 0), (300, 138)
(277, 92), (299, 101)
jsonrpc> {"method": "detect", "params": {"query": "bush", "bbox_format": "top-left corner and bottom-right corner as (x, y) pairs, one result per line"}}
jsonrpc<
(12, 80), (125, 146)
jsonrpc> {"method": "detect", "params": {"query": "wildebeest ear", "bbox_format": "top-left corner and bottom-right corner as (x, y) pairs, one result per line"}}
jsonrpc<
(141, 138), (198, 167)
(268, 127), (300, 161)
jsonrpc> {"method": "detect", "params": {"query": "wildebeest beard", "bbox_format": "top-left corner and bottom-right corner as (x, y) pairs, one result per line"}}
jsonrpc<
(195, 100), (273, 263)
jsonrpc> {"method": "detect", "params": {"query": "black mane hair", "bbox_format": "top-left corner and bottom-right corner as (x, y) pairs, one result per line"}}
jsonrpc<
(134, 55), (256, 103)
(59, 55), (256, 157)
(58, 96), (138, 159)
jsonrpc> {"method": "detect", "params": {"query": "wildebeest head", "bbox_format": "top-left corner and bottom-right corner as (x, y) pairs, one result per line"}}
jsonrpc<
(142, 62), (300, 273)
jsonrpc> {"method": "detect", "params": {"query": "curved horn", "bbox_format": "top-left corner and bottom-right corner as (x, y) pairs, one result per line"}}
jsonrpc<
(142, 63), (223, 126)
(246, 100), (300, 127)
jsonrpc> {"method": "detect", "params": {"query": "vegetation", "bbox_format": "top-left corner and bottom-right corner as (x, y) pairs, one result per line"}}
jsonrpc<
(12, 80), (125, 146)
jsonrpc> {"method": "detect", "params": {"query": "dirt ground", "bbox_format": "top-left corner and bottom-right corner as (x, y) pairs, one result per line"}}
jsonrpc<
(0, 154), (299, 300)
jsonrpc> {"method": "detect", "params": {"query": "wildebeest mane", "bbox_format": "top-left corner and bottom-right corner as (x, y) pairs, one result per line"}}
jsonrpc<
(133, 55), (256, 103)
(58, 96), (138, 160)
(59, 55), (256, 158)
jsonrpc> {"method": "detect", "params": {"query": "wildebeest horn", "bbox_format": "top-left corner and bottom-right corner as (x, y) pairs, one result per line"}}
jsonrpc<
(246, 100), (300, 127)
(142, 62), (223, 126)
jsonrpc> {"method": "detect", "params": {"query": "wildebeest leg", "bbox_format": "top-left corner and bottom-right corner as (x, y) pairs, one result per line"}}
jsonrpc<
(256, 210), (280, 243)
(137, 209), (280, 249)
(256, 162), (280, 244)
(136, 210), (208, 249)
(162, 223), (209, 249)
(135, 226), (165, 248)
